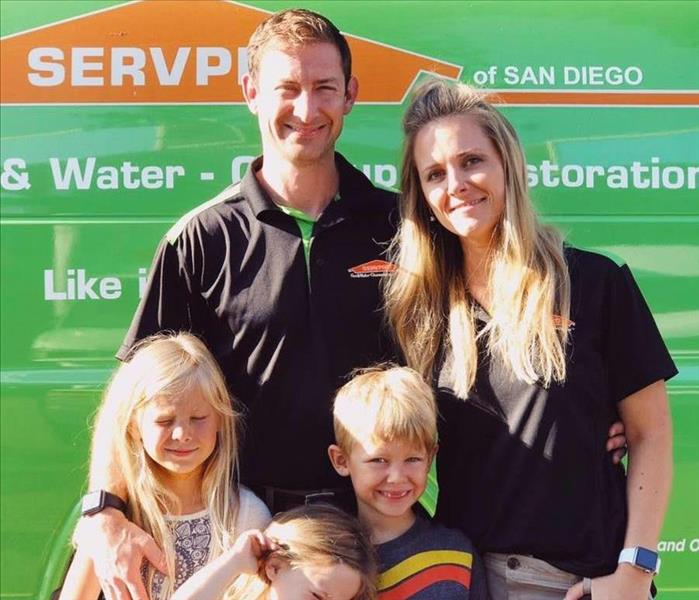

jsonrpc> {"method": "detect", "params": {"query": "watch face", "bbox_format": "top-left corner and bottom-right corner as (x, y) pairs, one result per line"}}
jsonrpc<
(635, 547), (659, 571)
(81, 491), (103, 515)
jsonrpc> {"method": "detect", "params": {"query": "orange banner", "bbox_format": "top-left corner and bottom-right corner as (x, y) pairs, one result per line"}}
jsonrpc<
(0, 0), (462, 105)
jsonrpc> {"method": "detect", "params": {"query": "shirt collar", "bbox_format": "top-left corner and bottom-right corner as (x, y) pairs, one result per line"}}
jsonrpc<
(240, 156), (277, 218)
(241, 153), (382, 219)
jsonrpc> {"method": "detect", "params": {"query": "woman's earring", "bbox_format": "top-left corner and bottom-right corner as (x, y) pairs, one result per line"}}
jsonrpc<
(429, 214), (436, 222)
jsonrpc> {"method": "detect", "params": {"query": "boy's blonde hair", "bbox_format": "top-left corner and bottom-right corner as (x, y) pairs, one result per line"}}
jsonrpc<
(229, 503), (377, 600)
(332, 365), (437, 453)
(96, 332), (240, 597)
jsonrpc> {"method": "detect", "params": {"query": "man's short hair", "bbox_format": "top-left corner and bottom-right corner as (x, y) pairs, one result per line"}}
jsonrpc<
(247, 8), (352, 85)
(333, 364), (437, 453)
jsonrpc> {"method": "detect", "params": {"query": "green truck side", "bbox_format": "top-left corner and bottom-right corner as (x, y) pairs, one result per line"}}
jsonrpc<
(1, 1), (697, 597)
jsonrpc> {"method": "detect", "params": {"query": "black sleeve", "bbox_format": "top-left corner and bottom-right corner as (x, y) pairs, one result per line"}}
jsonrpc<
(604, 263), (677, 402)
(116, 237), (195, 361)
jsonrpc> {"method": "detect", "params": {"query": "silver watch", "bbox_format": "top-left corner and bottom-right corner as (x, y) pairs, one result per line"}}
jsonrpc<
(618, 546), (661, 575)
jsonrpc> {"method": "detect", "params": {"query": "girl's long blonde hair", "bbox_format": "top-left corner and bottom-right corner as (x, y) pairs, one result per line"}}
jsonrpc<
(98, 332), (240, 597)
(229, 503), (377, 600)
(385, 79), (570, 397)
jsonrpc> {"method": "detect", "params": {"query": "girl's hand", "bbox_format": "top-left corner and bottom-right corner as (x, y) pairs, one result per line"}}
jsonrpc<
(229, 529), (279, 574)
(564, 565), (653, 600)
(171, 530), (280, 600)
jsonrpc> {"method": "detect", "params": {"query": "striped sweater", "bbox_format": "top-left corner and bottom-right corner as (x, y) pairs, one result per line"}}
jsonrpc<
(376, 515), (488, 599)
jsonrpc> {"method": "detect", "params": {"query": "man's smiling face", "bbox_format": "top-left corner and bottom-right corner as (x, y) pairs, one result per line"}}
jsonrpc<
(243, 42), (358, 167)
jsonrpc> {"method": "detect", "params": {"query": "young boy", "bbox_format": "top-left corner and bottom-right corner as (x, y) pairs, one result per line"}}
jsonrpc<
(328, 365), (488, 599)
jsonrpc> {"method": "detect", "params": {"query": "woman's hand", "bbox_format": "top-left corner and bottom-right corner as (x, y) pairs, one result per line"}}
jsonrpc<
(564, 565), (653, 599)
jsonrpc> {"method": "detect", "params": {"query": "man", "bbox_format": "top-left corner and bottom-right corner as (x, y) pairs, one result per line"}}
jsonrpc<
(76, 9), (396, 600)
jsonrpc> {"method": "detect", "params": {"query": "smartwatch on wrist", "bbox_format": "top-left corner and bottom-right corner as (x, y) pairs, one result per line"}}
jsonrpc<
(618, 546), (661, 575)
(81, 490), (128, 517)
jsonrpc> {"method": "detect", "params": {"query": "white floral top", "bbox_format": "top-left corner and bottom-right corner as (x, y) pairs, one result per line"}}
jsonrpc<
(146, 486), (270, 599)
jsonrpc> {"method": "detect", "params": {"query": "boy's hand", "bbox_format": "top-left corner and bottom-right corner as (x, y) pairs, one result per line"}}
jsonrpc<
(607, 420), (628, 465)
(74, 508), (167, 600)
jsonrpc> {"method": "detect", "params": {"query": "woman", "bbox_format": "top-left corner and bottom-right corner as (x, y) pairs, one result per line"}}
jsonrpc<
(385, 79), (675, 599)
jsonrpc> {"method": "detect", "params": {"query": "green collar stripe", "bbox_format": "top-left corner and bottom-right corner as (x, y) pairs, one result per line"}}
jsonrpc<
(277, 205), (315, 267)
(276, 193), (340, 267)
(419, 460), (439, 517)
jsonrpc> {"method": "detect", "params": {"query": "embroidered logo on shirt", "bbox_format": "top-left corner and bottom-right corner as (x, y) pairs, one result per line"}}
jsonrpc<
(348, 259), (397, 278)
(553, 314), (576, 330)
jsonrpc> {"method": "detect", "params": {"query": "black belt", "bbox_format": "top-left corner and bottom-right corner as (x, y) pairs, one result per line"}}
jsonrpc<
(250, 485), (356, 514)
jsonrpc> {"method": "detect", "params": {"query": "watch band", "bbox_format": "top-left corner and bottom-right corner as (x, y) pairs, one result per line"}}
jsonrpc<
(81, 490), (128, 517)
(618, 546), (661, 575)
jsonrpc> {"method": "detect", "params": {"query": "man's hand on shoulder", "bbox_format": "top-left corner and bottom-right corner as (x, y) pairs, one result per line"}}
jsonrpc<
(607, 420), (628, 465)
(74, 507), (167, 600)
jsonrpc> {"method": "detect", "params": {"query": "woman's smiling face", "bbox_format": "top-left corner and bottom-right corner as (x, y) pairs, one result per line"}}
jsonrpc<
(414, 113), (506, 247)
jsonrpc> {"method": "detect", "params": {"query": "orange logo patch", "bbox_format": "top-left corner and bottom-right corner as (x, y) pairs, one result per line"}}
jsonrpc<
(553, 314), (576, 330)
(348, 259), (397, 278)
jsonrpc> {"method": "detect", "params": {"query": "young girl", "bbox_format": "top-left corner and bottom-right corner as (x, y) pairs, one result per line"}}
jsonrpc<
(60, 333), (271, 599)
(172, 503), (377, 600)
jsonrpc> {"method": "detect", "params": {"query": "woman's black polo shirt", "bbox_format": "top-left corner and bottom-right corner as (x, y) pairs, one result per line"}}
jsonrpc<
(118, 154), (397, 489)
(435, 247), (677, 578)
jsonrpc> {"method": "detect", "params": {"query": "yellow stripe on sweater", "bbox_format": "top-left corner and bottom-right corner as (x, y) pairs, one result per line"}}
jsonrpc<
(378, 550), (473, 590)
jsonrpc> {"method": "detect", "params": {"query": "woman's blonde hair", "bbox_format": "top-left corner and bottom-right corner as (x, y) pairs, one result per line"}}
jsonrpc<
(229, 503), (377, 600)
(384, 78), (570, 397)
(97, 332), (240, 596)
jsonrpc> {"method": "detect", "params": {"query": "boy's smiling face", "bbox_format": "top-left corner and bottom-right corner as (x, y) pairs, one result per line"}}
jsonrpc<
(329, 437), (434, 536)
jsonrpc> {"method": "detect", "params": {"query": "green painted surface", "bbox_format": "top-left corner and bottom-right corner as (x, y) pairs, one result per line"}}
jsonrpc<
(0, 0), (123, 37)
(1, 1), (697, 597)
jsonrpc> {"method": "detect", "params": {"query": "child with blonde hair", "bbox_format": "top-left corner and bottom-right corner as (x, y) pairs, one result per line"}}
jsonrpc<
(60, 333), (270, 599)
(172, 503), (377, 600)
(328, 365), (488, 599)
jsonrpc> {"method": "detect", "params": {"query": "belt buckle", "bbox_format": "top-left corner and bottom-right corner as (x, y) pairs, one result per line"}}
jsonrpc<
(304, 491), (335, 505)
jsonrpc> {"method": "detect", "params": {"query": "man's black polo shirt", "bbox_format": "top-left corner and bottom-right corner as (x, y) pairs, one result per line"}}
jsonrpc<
(118, 154), (397, 489)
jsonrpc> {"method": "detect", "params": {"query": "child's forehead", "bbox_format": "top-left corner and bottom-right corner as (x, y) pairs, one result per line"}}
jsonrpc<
(146, 387), (210, 411)
(351, 435), (428, 455)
